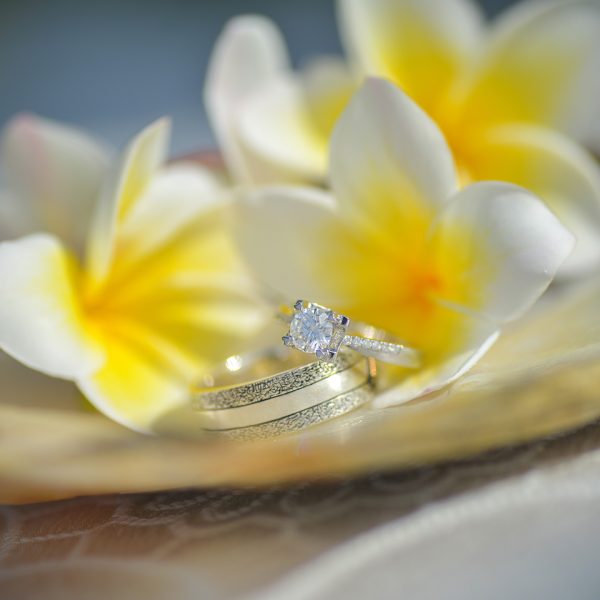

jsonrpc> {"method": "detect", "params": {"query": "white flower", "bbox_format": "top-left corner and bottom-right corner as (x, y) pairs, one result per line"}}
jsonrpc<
(0, 115), (266, 431)
(235, 78), (574, 406)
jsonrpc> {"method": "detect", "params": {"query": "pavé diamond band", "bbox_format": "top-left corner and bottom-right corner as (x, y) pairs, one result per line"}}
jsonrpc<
(192, 347), (376, 439)
(281, 300), (421, 368)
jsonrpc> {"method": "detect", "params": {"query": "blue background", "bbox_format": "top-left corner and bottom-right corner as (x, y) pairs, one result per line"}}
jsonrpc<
(0, 0), (517, 153)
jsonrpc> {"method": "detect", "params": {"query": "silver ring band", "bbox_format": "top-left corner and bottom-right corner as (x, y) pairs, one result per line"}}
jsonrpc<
(192, 348), (376, 439)
(281, 300), (421, 367)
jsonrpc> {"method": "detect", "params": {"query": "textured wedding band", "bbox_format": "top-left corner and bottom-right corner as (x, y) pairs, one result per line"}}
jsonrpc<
(192, 348), (376, 440)
(281, 300), (421, 367)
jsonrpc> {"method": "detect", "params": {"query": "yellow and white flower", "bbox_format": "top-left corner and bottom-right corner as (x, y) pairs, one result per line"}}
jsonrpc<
(205, 15), (358, 185)
(0, 115), (265, 431)
(206, 1), (600, 271)
(235, 78), (574, 406)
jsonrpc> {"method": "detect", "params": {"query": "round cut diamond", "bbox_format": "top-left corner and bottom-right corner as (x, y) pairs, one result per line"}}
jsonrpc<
(289, 306), (335, 353)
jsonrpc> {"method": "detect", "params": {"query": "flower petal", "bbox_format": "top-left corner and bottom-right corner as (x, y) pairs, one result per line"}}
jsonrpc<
(301, 56), (358, 141)
(374, 313), (499, 408)
(458, 0), (600, 147)
(1, 114), (110, 253)
(114, 162), (225, 272)
(337, 0), (483, 116)
(237, 75), (328, 182)
(204, 16), (292, 183)
(330, 77), (457, 241)
(85, 118), (169, 292)
(467, 124), (600, 274)
(77, 332), (190, 432)
(236, 185), (342, 302)
(236, 57), (358, 184)
(0, 234), (102, 379)
(431, 182), (575, 324)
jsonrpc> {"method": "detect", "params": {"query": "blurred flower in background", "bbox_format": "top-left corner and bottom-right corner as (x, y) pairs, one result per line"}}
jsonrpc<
(207, 0), (600, 272)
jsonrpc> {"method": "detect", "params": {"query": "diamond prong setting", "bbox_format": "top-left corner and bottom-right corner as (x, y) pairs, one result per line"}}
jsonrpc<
(285, 301), (349, 361)
(315, 348), (337, 363)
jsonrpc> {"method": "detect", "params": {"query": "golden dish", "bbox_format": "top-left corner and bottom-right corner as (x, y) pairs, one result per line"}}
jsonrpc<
(2, 273), (600, 504)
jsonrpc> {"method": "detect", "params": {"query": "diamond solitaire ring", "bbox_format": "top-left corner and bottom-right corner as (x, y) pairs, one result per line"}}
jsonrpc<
(282, 300), (421, 368)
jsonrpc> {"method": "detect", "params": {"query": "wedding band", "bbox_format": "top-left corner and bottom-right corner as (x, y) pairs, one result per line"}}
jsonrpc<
(281, 300), (421, 367)
(192, 347), (376, 439)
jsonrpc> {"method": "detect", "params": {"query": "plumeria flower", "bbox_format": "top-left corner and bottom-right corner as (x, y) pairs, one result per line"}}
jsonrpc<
(236, 78), (574, 406)
(0, 115), (266, 431)
(206, 1), (600, 271)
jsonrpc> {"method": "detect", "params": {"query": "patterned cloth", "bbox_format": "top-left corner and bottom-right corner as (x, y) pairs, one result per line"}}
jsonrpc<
(2, 422), (600, 599)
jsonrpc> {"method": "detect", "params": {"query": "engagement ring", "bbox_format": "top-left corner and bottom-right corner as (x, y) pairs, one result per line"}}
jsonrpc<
(281, 300), (421, 368)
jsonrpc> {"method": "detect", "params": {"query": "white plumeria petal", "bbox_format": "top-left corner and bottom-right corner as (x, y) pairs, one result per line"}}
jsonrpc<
(76, 332), (191, 433)
(469, 124), (600, 274)
(300, 56), (358, 138)
(235, 56), (358, 185)
(205, 15), (291, 183)
(85, 118), (169, 291)
(330, 77), (457, 237)
(337, 0), (483, 114)
(460, 0), (600, 150)
(1, 114), (110, 253)
(431, 181), (575, 324)
(375, 315), (499, 408)
(115, 162), (225, 271)
(236, 185), (343, 303)
(0, 234), (102, 379)
(237, 75), (328, 182)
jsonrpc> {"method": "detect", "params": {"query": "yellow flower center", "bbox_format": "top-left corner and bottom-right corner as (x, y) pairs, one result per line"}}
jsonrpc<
(315, 198), (490, 368)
